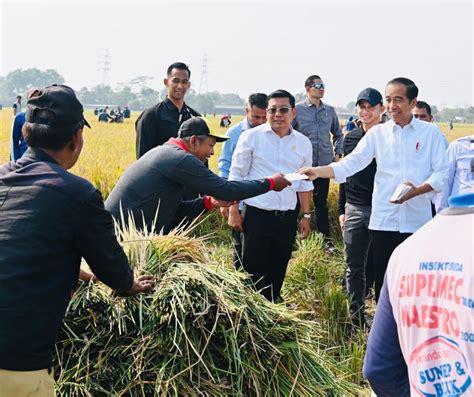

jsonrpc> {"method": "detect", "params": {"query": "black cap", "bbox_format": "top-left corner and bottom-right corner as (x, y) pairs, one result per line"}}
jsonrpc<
(26, 84), (91, 128)
(356, 88), (383, 106)
(178, 117), (228, 142)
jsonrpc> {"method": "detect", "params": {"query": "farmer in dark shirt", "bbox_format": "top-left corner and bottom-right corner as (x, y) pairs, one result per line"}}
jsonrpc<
(135, 62), (200, 159)
(0, 85), (153, 396)
(106, 117), (291, 234)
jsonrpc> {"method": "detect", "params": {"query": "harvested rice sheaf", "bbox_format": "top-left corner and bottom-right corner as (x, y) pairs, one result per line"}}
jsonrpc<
(54, 228), (361, 396)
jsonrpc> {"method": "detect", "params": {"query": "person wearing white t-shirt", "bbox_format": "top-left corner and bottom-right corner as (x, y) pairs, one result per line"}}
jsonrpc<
(363, 191), (474, 396)
(298, 77), (449, 301)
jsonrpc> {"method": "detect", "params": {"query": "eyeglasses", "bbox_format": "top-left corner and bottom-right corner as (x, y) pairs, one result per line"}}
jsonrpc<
(267, 107), (292, 114)
(310, 83), (325, 90)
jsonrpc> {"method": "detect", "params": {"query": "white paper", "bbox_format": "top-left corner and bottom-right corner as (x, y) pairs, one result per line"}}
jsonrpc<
(284, 173), (309, 182)
(390, 183), (413, 202)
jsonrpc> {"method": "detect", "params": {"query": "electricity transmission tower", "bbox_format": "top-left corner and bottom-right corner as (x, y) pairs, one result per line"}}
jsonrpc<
(97, 49), (111, 86)
(198, 54), (209, 95)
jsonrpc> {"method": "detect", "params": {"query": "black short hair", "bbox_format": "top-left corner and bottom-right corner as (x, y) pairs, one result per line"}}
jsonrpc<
(304, 75), (322, 87)
(248, 93), (268, 109)
(267, 90), (296, 108)
(387, 77), (418, 101)
(23, 118), (84, 151)
(167, 62), (191, 79)
(415, 100), (432, 115)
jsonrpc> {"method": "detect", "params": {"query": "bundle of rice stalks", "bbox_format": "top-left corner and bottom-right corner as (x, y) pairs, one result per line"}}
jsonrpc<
(54, 226), (361, 396)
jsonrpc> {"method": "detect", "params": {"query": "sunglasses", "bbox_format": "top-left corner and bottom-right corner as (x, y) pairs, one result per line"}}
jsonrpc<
(267, 107), (292, 114)
(310, 83), (325, 90)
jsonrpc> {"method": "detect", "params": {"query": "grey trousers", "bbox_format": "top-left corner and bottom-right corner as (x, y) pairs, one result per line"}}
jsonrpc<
(343, 203), (372, 325)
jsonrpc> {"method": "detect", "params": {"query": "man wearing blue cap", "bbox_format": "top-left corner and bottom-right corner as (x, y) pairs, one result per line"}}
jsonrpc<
(299, 77), (449, 302)
(338, 88), (384, 327)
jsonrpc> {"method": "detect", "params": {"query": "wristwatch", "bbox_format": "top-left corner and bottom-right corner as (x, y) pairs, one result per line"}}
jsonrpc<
(302, 213), (311, 219)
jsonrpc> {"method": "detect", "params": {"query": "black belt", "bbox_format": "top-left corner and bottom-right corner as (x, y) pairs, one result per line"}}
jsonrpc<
(246, 205), (297, 217)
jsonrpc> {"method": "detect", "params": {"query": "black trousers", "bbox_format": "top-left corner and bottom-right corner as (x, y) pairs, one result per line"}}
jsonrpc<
(371, 230), (412, 302)
(312, 178), (330, 238)
(343, 203), (372, 325)
(241, 205), (298, 302)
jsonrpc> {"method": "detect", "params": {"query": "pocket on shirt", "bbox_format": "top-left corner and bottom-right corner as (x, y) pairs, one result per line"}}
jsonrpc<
(457, 157), (473, 182)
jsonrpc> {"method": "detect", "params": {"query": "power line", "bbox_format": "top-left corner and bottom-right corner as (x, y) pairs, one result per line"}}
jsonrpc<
(198, 54), (208, 95)
(97, 49), (111, 86)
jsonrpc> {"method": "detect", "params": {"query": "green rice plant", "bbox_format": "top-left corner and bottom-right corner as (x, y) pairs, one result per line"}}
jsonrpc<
(320, 284), (351, 344)
(284, 233), (344, 313)
(337, 329), (367, 385)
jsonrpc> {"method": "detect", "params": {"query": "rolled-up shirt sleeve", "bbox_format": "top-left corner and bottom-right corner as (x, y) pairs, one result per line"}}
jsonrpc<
(424, 131), (449, 193)
(331, 132), (375, 184)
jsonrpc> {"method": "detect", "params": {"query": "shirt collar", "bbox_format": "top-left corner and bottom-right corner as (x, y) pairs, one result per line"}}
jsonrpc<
(242, 118), (252, 130)
(21, 147), (60, 165)
(263, 122), (295, 137)
(168, 137), (190, 152)
(304, 97), (325, 109)
(390, 115), (418, 131)
(164, 97), (187, 113)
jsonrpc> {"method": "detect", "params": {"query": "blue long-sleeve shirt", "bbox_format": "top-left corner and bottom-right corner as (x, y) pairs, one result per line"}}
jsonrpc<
(218, 118), (251, 178)
(10, 112), (28, 161)
(363, 276), (410, 396)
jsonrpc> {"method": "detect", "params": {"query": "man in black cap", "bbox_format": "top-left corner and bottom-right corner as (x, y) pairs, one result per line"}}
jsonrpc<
(105, 117), (291, 234)
(299, 77), (448, 303)
(0, 85), (154, 396)
(337, 88), (384, 327)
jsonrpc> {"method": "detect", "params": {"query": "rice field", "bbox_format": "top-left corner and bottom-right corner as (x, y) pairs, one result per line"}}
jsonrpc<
(1, 107), (473, 395)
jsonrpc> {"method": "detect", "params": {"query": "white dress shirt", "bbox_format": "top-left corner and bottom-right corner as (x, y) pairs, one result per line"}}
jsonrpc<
(229, 123), (313, 211)
(438, 135), (474, 210)
(331, 117), (448, 233)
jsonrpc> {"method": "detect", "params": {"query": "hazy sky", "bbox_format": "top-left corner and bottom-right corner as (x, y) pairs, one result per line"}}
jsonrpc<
(1, 0), (472, 108)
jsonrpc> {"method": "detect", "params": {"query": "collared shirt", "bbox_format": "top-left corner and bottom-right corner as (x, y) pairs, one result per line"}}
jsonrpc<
(294, 98), (343, 166)
(229, 123), (313, 211)
(439, 135), (474, 210)
(218, 118), (251, 178)
(0, 148), (133, 371)
(331, 117), (448, 233)
(10, 111), (28, 161)
(135, 97), (200, 158)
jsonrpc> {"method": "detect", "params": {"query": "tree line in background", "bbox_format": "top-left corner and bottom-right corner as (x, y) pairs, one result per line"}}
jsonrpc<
(1, 68), (473, 122)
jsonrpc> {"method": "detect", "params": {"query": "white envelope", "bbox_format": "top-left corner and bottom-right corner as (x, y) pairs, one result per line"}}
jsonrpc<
(390, 183), (413, 202)
(284, 173), (309, 182)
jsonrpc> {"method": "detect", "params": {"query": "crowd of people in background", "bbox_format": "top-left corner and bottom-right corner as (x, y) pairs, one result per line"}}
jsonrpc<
(2, 61), (473, 396)
(94, 105), (131, 123)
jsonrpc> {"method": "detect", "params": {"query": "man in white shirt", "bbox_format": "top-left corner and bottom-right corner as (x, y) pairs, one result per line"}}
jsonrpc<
(299, 77), (448, 301)
(229, 90), (313, 302)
